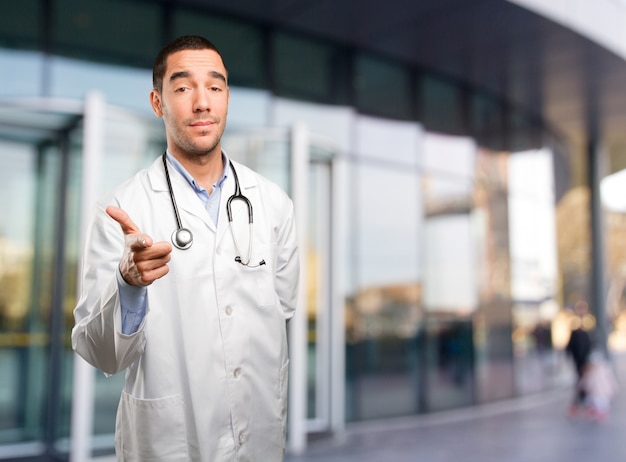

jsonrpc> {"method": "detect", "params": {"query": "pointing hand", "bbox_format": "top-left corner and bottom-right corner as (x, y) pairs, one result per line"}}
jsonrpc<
(106, 206), (173, 286)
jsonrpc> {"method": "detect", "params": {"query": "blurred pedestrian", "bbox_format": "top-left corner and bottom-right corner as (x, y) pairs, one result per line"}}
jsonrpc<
(579, 351), (618, 421)
(565, 300), (593, 416)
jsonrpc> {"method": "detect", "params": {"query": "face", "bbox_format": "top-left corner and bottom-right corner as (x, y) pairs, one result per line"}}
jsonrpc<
(150, 49), (230, 161)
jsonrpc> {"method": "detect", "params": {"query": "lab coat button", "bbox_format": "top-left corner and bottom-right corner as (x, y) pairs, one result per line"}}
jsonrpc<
(233, 367), (242, 379)
(225, 305), (233, 316)
(238, 431), (245, 444)
(216, 246), (222, 255)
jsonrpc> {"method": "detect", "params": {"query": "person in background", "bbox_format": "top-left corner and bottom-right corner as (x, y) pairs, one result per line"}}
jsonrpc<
(72, 35), (300, 461)
(565, 300), (593, 416)
(579, 351), (618, 421)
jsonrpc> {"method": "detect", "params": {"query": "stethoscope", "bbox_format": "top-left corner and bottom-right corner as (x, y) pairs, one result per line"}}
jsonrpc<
(162, 153), (265, 267)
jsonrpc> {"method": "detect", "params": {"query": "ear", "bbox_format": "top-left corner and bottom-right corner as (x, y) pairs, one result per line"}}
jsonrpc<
(226, 86), (230, 115)
(150, 90), (163, 118)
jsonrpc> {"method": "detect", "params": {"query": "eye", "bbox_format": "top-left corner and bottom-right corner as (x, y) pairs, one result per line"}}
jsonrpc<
(175, 86), (189, 93)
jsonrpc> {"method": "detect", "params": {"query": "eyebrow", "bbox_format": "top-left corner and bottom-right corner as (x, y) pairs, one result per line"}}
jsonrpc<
(169, 70), (227, 84)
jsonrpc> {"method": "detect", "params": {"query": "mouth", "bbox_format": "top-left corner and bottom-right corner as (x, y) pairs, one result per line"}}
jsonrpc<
(190, 120), (215, 128)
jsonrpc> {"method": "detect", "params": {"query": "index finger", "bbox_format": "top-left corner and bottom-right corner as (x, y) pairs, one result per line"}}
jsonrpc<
(106, 205), (141, 236)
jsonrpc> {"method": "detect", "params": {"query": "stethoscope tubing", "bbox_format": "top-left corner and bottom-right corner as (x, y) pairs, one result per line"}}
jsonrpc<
(163, 153), (193, 250)
(226, 164), (253, 224)
(163, 152), (263, 266)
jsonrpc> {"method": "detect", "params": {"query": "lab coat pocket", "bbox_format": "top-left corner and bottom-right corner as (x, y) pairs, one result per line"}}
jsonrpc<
(249, 242), (277, 307)
(116, 392), (189, 461)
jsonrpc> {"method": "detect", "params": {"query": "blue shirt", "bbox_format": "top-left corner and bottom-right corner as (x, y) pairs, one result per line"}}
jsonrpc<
(166, 151), (229, 226)
(118, 151), (230, 335)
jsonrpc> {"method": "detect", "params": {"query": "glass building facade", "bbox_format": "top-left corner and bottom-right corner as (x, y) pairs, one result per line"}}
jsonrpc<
(0, 0), (610, 460)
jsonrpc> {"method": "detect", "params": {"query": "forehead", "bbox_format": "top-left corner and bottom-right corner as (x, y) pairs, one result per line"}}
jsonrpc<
(164, 48), (227, 79)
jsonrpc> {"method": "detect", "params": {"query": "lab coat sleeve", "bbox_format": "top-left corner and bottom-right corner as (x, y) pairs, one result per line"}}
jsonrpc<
(71, 202), (147, 376)
(275, 198), (300, 320)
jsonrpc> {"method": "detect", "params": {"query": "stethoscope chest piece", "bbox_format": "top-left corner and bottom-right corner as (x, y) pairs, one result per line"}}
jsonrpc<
(172, 228), (193, 250)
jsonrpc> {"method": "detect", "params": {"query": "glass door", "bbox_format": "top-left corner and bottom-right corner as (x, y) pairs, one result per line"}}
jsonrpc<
(0, 111), (80, 459)
(306, 156), (333, 432)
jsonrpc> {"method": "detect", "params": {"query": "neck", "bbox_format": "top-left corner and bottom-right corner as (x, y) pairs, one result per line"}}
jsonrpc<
(170, 148), (224, 191)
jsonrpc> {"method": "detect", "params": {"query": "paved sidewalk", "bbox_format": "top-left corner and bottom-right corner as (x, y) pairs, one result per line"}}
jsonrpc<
(286, 355), (626, 462)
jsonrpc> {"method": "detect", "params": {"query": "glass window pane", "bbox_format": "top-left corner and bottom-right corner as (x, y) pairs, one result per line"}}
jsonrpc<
(470, 92), (504, 150)
(422, 133), (476, 178)
(423, 317), (474, 411)
(508, 149), (560, 394)
(354, 165), (421, 286)
(346, 163), (422, 421)
(0, 0), (41, 49)
(222, 130), (290, 192)
(49, 57), (153, 113)
(420, 133), (479, 411)
(419, 75), (464, 135)
(274, 33), (333, 102)
(0, 141), (40, 444)
(423, 214), (476, 311)
(509, 110), (541, 152)
(227, 87), (272, 128)
(0, 140), (66, 446)
(0, 49), (44, 98)
(354, 115), (422, 166)
(355, 54), (413, 120)
(273, 98), (354, 153)
(53, 0), (161, 67)
(473, 148), (515, 403)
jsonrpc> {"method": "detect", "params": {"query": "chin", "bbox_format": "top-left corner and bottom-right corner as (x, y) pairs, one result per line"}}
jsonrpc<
(191, 144), (221, 157)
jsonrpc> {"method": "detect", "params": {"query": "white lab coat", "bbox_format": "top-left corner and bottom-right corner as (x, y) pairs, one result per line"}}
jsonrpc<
(72, 156), (299, 461)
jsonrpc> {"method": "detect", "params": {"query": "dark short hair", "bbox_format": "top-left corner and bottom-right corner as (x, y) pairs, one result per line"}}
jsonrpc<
(152, 35), (227, 92)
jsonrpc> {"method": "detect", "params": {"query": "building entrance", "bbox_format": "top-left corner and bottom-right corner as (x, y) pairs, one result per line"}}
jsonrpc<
(0, 100), (86, 460)
(0, 98), (345, 460)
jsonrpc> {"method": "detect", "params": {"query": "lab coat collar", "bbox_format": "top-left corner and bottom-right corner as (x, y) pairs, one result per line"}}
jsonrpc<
(146, 153), (260, 237)
(147, 154), (214, 231)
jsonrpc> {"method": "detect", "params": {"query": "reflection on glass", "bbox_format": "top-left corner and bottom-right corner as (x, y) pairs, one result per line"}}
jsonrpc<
(347, 163), (422, 421)
(507, 149), (563, 393)
(0, 141), (41, 443)
(222, 130), (290, 191)
(472, 147), (515, 403)
(50, 57), (153, 114)
(420, 134), (477, 411)
(354, 115), (421, 166)
(354, 53), (412, 120)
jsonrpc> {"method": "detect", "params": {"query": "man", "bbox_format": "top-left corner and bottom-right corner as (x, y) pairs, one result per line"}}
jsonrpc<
(565, 300), (593, 415)
(72, 35), (299, 461)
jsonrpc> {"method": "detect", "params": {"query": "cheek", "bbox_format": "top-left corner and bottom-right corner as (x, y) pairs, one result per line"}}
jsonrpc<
(212, 95), (229, 114)
(161, 103), (183, 125)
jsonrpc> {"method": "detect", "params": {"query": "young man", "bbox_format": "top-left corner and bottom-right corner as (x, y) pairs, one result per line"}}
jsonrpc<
(72, 35), (299, 461)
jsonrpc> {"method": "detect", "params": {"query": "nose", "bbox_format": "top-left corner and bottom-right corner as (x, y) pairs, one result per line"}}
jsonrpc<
(193, 88), (211, 112)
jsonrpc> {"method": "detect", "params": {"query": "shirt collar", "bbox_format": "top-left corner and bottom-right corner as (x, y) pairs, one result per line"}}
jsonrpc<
(165, 150), (230, 192)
